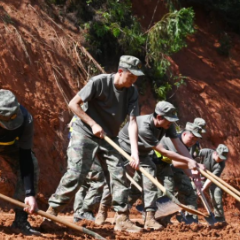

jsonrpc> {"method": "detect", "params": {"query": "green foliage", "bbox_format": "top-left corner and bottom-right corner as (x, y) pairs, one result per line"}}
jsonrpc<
(49, 0), (195, 100)
(83, 0), (146, 58)
(147, 8), (195, 63)
(145, 8), (194, 99)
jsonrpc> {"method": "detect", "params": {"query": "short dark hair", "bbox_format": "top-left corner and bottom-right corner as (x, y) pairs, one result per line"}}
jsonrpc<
(153, 112), (164, 119)
(118, 67), (128, 72)
(153, 112), (158, 118)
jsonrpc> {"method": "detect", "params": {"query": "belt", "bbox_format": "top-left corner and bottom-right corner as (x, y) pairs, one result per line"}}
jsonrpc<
(0, 137), (19, 146)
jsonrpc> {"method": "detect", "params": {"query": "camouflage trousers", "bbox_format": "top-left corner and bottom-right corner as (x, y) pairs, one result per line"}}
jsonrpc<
(49, 129), (129, 212)
(155, 162), (175, 196)
(172, 167), (197, 213)
(203, 181), (224, 218)
(0, 144), (39, 206)
(74, 157), (111, 214)
(128, 155), (158, 212)
(155, 163), (197, 215)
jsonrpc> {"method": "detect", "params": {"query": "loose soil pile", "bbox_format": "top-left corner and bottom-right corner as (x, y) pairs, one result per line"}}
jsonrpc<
(0, 208), (240, 239)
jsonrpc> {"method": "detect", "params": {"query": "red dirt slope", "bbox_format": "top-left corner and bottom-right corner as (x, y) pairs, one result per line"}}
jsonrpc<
(132, 0), (240, 179)
(0, 0), (104, 208)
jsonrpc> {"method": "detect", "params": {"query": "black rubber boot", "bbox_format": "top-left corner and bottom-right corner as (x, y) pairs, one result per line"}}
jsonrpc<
(11, 209), (41, 236)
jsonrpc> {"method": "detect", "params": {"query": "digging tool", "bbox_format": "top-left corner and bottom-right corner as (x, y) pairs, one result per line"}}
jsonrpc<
(126, 172), (142, 191)
(206, 170), (240, 197)
(126, 172), (182, 219)
(198, 167), (240, 203)
(176, 210), (197, 224)
(0, 193), (105, 240)
(198, 190), (217, 225)
(104, 135), (208, 218)
(191, 179), (216, 225)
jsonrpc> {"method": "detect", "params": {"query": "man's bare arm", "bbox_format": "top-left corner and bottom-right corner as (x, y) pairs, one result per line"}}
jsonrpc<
(68, 94), (104, 138)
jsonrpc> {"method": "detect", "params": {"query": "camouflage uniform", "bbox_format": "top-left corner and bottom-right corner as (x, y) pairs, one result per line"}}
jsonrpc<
(48, 70), (140, 214)
(158, 125), (203, 215)
(127, 155), (158, 211)
(49, 131), (129, 212)
(118, 111), (178, 212)
(197, 148), (227, 219)
(74, 157), (111, 215)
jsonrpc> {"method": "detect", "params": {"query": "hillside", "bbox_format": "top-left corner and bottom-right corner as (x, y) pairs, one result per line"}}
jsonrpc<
(0, 0), (240, 207)
(0, 1), (240, 239)
(132, 0), (240, 179)
(0, 0), (104, 208)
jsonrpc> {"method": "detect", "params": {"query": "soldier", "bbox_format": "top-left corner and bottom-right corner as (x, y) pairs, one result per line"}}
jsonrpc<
(197, 144), (229, 222)
(73, 157), (111, 223)
(118, 101), (204, 230)
(0, 90), (39, 235)
(190, 118), (207, 158)
(156, 122), (203, 223)
(44, 55), (144, 233)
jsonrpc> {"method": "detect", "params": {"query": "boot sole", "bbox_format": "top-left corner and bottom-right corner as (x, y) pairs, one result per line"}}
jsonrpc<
(114, 226), (143, 233)
(144, 226), (164, 231)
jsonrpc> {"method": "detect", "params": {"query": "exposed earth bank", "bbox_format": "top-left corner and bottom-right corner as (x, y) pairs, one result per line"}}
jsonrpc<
(0, 0), (240, 239)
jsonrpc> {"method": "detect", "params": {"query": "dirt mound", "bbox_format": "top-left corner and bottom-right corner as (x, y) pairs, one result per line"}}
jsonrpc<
(0, 210), (240, 239)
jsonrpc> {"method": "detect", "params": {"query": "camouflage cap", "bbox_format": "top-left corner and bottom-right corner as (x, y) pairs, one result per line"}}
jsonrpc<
(216, 144), (229, 160)
(155, 101), (179, 122)
(194, 118), (206, 133)
(185, 122), (202, 138)
(119, 55), (144, 76)
(0, 89), (23, 130)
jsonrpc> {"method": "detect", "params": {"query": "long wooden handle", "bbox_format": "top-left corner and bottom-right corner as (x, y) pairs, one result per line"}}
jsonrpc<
(199, 191), (212, 215)
(104, 136), (207, 217)
(206, 170), (240, 197)
(0, 193), (105, 240)
(126, 173), (143, 192)
(199, 168), (240, 203)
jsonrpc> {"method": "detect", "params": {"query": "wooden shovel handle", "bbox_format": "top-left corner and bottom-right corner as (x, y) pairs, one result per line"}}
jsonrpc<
(198, 168), (240, 203)
(103, 135), (166, 194)
(199, 191), (212, 215)
(126, 173), (143, 192)
(206, 170), (240, 197)
(0, 193), (105, 240)
(104, 135), (208, 217)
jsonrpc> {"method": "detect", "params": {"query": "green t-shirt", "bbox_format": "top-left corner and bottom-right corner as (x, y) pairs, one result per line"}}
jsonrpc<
(73, 74), (139, 138)
(118, 114), (177, 155)
(198, 148), (225, 177)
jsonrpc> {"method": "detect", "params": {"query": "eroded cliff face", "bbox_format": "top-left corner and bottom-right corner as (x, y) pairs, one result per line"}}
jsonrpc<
(0, 0), (104, 208)
(132, 0), (240, 178)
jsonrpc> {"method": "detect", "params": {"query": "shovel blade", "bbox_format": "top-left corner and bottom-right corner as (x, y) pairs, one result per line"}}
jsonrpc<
(204, 212), (217, 225)
(135, 196), (181, 219)
(135, 204), (144, 213)
(176, 212), (198, 224)
(155, 196), (181, 219)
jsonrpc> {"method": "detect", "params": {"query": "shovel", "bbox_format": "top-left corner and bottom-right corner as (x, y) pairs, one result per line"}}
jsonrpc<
(0, 193), (105, 240)
(192, 180), (217, 225)
(126, 172), (182, 219)
(206, 170), (240, 197)
(104, 135), (208, 219)
(198, 190), (217, 225)
(198, 167), (240, 203)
